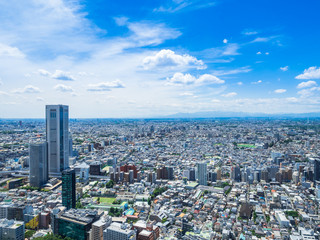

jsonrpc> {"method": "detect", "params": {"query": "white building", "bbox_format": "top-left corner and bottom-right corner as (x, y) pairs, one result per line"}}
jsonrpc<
(275, 210), (290, 228)
(183, 170), (190, 179)
(90, 216), (112, 240)
(103, 222), (136, 240)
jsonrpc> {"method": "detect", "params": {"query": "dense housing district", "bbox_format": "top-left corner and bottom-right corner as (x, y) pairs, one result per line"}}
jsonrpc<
(0, 108), (320, 240)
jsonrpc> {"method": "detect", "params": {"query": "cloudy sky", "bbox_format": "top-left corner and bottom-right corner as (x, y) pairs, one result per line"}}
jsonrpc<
(1, 0), (320, 118)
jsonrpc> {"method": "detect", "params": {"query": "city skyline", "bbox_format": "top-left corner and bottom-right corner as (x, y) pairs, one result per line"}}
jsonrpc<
(1, 0), (320, 118)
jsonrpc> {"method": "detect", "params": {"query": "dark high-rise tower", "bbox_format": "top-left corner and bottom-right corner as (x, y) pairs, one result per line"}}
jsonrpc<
(189, 168), (196, 181)
(314, 159), (320, 182)
(29, 142), (48, 188)
(46, 105), (69, 176)
(62, 169), (76, 209)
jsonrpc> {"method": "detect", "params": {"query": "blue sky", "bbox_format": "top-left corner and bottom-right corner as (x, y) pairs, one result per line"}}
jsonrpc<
(0, 0), (320, 118)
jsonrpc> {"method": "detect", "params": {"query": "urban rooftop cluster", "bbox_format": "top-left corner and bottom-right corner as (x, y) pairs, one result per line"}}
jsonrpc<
(0, 105), (320, 240)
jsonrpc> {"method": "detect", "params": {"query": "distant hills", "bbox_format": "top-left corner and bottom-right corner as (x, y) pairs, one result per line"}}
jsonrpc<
(161, 111), (320, 119)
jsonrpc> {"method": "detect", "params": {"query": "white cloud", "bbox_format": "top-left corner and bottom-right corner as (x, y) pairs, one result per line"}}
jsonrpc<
(200, 43), (240, 59)
(154, 0), (215, 13)
(274, 89), (286, 94)
(127, 22), (181, 47)
(221, 92), (237, 97)
(0, 1), (181, 62)
(36, 97), (44, 102)
(13, 85), (41, 94)
(251, 36), (276, 43)
(167, 73), (196, 85)
(286, 97), (298, 103)
(197, 74), (225, 84)
(0, 91), (9, 95)
(223, 39), (228, 44)
(297, 81), (317, 89)
(242, 30), (258, 36)
(38, 69), (51, 77)
(142, 49), (206, 70)
(211, 66), (252, 76)
(0, 43), (25, 58)
(265, 52), (269, 55)
(54, 84), (74, 92)
(87, 80), (125, 91)
(295, 67), (320, 79)
(166, 73), (224, 86)
(0, 0), (102, 58)
(297, 87), (320, 98)
(256, 51), (262, 55)
(252, 80), (262, 84)
(51, 70), (75, 81)
(280, 66), (288, 71)
(222, 43), (240, 56)
(38, 69), (75, 81)
(180, 92), (194, 96)
(114, 16), (129, 26)
(237, 82), (243, 85)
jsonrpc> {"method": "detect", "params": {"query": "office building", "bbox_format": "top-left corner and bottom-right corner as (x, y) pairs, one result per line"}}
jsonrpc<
(197, 162), (207, 186)
(7, 204), (26, 221)
(0, 204), (9, 219)
(120, 164), (138, 178)
(0, 219), (25, 240)
(90, 216), (112, 240)
(57, 209), (101, 240)
(166, 166), (174, 180)
(261, 170), (269, 182)
(129, 170), (134, 184)
(216, 168), (222, 180)
(132, 221), (160, 240)
(69, 136), (73, 157)
(208, 171), (217, 182)
(62, 169), (76, 210)
(89, 162), (101, 176)
(189, 168), (196, 181)
(39, 212), (50, 229)
(103, 222), (136, 240)
(314, 158), (320, 182)
(231, 166), (241, 182)
(29, 142), (48, 188)
(182, 218), (193, 236)
(46, 105), (69, 176)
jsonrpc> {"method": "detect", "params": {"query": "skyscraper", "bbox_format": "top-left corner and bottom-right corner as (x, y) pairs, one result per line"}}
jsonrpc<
(197, 162), (207, 186)
(314, 158), (320, 182)
(231, 166), (241, 182)
(62, 169), (76, 209)
(46, 105), (69, 176)
(166, 166), (174, 180)
(29, 142), (48, 188)
(189, 168), (196, 181)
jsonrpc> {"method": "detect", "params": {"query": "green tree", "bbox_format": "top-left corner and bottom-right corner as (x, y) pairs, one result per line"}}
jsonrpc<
(33, 233), (73, 240)
(265, 214), (270, 222)
(25, 230), (36, 239)
(76, 201), (83, 209)
(106, 180), (114, 188)
(161, 217), (167, 223)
